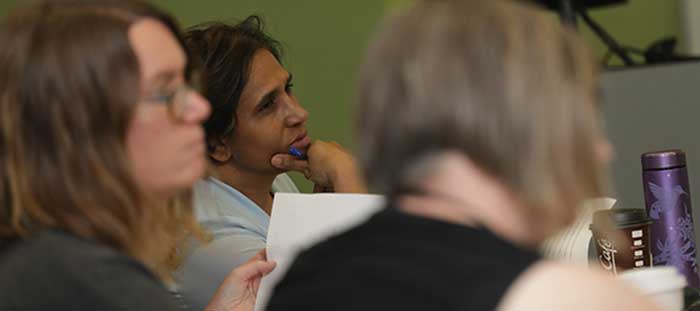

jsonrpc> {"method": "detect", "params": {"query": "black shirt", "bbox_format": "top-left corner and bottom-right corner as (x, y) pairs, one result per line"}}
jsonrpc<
(0, 230), (179, 311)
(268, 208), (540, 310)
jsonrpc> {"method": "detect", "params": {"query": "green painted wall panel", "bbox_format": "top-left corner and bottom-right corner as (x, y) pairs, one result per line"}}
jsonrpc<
(0, 0), (682, 191)
(385, 0), (681, 64)
(580, 0), (680, 64)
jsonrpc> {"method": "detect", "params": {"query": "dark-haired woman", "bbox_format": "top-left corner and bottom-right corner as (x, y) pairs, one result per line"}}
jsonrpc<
(176, 16), (366, 311)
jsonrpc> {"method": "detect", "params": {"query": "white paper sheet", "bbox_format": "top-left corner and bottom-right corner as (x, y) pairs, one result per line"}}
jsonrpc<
(255, 193), (385, 311)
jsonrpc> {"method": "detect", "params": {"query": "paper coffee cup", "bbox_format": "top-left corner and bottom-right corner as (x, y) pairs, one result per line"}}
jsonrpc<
(620, 266), (687, 311)
(590, 208), (653, 275)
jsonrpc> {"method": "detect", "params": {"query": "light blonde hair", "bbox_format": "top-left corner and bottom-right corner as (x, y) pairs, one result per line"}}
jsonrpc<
(357, 0), (607, 239)
(0, 0), (205, 281)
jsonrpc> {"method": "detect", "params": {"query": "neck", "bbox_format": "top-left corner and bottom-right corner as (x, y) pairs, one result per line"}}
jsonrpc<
(212, 164), (277, 215)
(396, 152), (538, 248)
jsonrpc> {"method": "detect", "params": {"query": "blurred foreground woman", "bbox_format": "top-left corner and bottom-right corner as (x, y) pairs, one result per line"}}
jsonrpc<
(268, 0), (658, 310)
(0, 1), (273, 310)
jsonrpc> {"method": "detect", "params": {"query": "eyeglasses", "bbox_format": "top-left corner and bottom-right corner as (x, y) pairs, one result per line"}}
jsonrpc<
(142, 83), (201, 121)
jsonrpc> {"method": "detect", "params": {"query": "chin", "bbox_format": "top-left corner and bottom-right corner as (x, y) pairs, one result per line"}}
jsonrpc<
(187, 161), (207, 184)
(169, 161), (207, 194)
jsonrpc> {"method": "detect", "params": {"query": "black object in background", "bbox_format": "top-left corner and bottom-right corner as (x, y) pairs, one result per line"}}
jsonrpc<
(533, 0), (633, 65)
(684, 286), (700, 311)
(535, 0), (627, 26)
(530, 0), (700, 67)
(536, 0), (627, 9)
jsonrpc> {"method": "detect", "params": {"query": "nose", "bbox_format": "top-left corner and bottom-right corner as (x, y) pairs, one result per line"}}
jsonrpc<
(180, 91), (211, 124)
(284, 97), (308, 128)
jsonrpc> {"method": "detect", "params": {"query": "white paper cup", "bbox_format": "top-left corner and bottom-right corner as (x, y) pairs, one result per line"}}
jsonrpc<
(620, 266), (687, 311)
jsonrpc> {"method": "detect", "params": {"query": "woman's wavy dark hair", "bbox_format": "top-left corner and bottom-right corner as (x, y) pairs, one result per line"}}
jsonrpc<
(0, 0), (203, 280)
(184, 16), (283, 164)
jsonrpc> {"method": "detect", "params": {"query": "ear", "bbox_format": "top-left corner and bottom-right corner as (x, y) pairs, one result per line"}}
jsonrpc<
(209, 138), (233, 163)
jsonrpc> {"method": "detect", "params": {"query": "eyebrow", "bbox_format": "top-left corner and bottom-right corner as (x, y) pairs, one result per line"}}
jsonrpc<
(255, 73), (292, 110)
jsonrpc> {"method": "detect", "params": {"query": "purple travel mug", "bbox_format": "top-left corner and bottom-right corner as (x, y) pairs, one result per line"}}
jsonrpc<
(642, 149), (700, 288)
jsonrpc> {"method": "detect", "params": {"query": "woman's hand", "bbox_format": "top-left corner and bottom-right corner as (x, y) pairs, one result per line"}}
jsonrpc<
(271, 140), (367, 193)
(204, 250), (276, 311)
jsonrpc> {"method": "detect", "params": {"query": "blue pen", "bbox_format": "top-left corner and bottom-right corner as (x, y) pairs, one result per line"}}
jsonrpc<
(289, 147), (308, 160)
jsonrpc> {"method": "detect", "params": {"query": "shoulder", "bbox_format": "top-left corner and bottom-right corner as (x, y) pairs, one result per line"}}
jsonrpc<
(194, 177), (267, 225)
(269, 253), (445, 310)
(193, 177), (226, 211)
(274, 220), (407, 288)
(0, 231), (176, 310)
(0, 230), (131, 275)
(271, 227), (451, 309)
(498, 260), (660, 310)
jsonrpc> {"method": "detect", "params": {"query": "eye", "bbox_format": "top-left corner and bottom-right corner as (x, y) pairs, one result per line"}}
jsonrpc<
(259, 95), (277, 112)
(285, 82), (294, 94)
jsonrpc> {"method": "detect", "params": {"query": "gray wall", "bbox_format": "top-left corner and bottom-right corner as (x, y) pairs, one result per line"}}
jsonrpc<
(601, 61), (700, 257)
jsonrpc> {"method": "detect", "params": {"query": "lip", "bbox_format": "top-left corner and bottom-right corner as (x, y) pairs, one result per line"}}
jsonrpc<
(290, 131), (311, 149)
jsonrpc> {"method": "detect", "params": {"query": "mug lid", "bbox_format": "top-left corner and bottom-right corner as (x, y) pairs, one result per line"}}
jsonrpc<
(592, 208), (651, 229)
(642, 149), (686, 170)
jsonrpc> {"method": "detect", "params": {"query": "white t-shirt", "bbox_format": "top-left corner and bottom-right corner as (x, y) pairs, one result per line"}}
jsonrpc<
(176, 175), (299, 311)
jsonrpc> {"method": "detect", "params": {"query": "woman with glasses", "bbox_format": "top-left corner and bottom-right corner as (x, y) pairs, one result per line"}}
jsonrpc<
(0, 1), (273, 310)
(175, 17), (367, 311)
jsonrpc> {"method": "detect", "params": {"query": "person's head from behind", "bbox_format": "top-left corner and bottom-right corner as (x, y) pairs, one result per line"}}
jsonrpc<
(184, 17), (309, 176)
(0, 0), (210, 273)
(358, 0), (611, 244)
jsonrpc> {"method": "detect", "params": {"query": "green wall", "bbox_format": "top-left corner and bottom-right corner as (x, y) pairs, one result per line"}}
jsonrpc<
(579, 0), (680, 64)
(385, 0), (681, 64)
(0, 0), (682, 191)
(0, 0), (385, 192)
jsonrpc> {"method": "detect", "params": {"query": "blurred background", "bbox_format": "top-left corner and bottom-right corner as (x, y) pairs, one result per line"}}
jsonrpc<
(0, 0), (686, 191)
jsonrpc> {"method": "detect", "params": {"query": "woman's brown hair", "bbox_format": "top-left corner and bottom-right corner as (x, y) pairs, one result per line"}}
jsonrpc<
(358, 0), (607, 239)
(0, 0), (202, 279)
